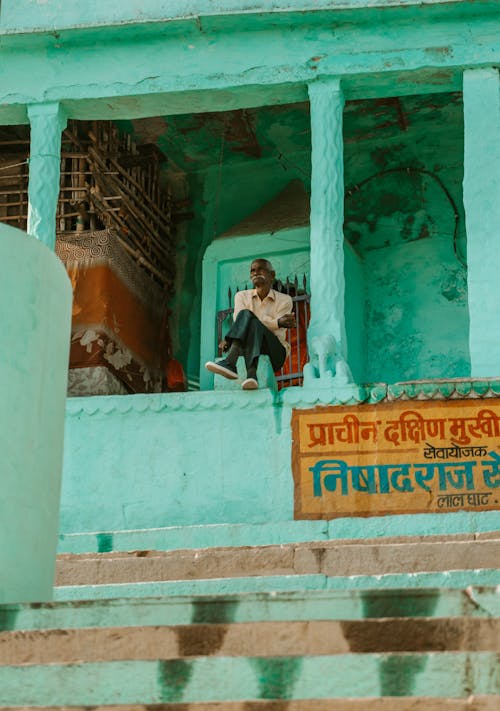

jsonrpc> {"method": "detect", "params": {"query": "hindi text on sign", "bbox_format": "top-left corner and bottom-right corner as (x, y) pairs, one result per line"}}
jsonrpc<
(292, 400), (500, 519)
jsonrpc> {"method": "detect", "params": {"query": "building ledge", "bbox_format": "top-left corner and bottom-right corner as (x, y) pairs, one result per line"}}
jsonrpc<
(0, 0), (488, 36)
(65, 377), (500, 417)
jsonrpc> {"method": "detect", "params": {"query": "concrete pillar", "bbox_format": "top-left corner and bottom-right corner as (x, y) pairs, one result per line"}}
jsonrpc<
(0, 224), (72, 603)
(27, 102), (67, 250)
(306, 78), (349, 382)
(463, 68), (500, 377)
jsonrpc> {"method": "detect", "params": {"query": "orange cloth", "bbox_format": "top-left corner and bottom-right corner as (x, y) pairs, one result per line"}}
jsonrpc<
(278, 299), (310, 388)
(67, 263), (163, 368)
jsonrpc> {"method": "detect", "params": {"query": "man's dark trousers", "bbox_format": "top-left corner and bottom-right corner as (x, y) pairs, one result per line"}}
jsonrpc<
(225, 309), (286, 371)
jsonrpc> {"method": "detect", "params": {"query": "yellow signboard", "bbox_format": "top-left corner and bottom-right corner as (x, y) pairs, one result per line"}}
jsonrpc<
(292, 400), (500, 518)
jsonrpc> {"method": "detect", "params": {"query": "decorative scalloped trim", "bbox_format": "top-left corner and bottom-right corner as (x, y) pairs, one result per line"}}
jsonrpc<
(281, 383), (368, 407)
(282, 379), (500, 408)
(66, 379), (500, 416)
(387, 378), (500, 402)
(65, 389), (274, 416)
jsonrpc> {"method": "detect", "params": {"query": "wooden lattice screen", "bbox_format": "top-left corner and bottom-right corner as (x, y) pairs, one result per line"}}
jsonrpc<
(0, 120), (176, 291)
(0, 128), (30, 228)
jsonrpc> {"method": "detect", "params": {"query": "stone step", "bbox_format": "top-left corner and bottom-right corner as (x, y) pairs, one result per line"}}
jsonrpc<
(54, 570), (500, 601)
(3, 701), (500, 711)
(3, 588), (500, 664)
(57, 523), (500, 555)
(1, 617), (499, 665)
(1, 589), (498, 706)
(0, 652), (498, 705)
(55, 537), (500, 587)
(4, 588), (499, 662)
(6, 587), (499, 629)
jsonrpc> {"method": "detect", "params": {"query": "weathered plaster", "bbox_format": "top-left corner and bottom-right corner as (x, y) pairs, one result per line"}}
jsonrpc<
(343, 91), (469, 383)
(364, 237), (469, 382)
(0, 8), (498, 123)
(0, 0), (497, 563)
(184, 91), (468, 386)
(344, 241), (365, 382)
(0, 1), (490, 34)
(61, 390), (293, 533)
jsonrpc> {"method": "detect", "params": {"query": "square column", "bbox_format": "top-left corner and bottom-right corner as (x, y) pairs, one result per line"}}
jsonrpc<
(27, 102), (67, 250)
(306, 78), (350, 384)
(463, 68), (500, 377)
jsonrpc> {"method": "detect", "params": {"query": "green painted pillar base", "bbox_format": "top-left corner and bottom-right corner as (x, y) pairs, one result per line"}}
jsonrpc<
(0, 224), (72, 603)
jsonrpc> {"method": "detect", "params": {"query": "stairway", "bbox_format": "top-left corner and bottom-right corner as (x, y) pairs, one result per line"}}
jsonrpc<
(0, 531), (499, 708)
(54, 532), (500, 600)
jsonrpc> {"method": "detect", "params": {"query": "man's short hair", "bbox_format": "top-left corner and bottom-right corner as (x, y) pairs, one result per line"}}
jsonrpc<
(251, 258), (274, 272)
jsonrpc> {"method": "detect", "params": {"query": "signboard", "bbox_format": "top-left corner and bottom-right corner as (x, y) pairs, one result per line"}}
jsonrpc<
(292, 400), (500, 518)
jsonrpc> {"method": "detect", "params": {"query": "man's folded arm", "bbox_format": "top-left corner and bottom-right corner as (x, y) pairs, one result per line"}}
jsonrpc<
(261, 295), (294, 331)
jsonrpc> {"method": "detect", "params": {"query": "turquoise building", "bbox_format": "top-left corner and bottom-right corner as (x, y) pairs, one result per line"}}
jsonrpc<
(0, 1), (499, 706)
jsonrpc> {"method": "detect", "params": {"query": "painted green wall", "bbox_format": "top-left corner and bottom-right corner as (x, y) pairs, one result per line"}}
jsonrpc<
(61, 392), (293, 532)
(0, 2), (497, 128)
(364, 236), (469, 382)
(60, 391), (500, 540)
(0, 1), (476, 33)
(0, 225), (72, 603)
(464, 68), (500, 377)
(344, 242), (365, 383)
(343, 92), (469, 382)
(0, 0), (496, 554)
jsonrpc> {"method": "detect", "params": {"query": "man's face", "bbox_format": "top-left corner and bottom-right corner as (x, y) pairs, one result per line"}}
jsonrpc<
(250, 260), (275, 290)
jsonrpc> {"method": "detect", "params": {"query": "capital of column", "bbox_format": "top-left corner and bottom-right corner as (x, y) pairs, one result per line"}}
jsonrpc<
(463, 66), (499, 85)
(28, 102), (67, 157)
(27, 101), (67, 126)
(308, 76), (343, 103)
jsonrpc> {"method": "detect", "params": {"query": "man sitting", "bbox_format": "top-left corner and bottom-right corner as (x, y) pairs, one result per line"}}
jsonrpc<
(205, 258), (296, 390)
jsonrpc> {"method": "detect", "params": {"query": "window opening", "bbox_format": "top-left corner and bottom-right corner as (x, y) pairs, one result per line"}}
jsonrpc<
(55, 120), (183, 396)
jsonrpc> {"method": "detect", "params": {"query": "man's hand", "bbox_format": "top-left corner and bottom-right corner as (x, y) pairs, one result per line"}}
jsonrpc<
(219, 338), (229, 352)
(278, 313), (297, 329)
